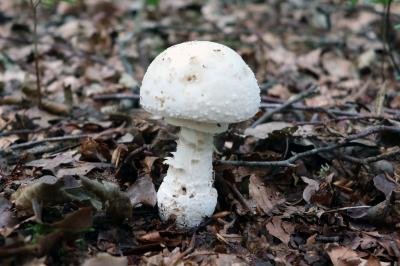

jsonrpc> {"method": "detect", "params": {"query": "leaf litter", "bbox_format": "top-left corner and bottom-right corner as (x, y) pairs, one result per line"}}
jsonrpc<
(1, 0), (400, 265)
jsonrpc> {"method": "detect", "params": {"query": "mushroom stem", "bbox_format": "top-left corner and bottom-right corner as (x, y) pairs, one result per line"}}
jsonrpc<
(157, 126), (217, 228)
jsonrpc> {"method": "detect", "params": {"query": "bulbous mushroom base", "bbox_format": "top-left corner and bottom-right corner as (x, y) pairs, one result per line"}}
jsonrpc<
(157, 126), (218, 228)
(157, 184), (217, 228)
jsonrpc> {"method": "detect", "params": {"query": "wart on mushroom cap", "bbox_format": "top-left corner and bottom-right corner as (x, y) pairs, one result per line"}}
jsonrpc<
(140, 41), (260, 228)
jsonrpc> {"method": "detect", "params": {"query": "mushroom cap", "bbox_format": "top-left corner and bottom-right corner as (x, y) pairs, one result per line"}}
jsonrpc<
(140, 41), (260, 124)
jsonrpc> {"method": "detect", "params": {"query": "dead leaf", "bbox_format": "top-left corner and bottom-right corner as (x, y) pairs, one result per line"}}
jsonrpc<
(357, 49), (376, 70)
(127, 176), (157, 207)
(26, 152), (75, 170)
(208, 254), (248, 266)
(82, 253), (128, 266)
(268, 84), (292, 100)
(249, 175), (285, 214)
(297, 48), (323, 76)
(322, 52), (357, 80)
(80, 138), (111, 162)
(11, 176), (78, 210)
(80, 176), (132, 222)
(265, 216), (295, 246)
(22, 257), (46, 266)
(373, 174), (398, 200)
(326, 245), (361, 266)
(0, 196), (17, 228)
(41, 99), (71, 116)
(244, 122), (297, 139)
(51, 207), (93, 231)
(301, 176), (320, 204)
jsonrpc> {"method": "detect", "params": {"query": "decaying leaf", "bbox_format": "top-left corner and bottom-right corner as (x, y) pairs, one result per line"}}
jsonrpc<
(244, 122), (297, 139)
(40, 99), (71, 116)
(265, 216), (295, 246)
(326, 245), (360, 266)
(80, 176), (132, 222)
(82, 253), (128, 266)
(301, 176), (320, 204)
(0, 196), (17, 229)
(26, 152), (75, 171)
(11, 176), (79, 210)
(373, 174), (398, 200)
(127, 176), (157, 207)
(249, 175), (285, 214)
(80, 138), (111, 162)
(51, 207), (93, 231)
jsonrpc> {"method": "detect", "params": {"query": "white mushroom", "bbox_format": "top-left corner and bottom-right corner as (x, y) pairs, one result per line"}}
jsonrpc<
(140, 41), (260, 228)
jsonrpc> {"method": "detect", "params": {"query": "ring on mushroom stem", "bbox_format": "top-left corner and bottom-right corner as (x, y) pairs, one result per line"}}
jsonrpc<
(140, 41), (261, 228)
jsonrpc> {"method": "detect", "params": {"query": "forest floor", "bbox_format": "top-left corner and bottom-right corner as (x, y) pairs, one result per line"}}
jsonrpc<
(1, 0), (400, 265)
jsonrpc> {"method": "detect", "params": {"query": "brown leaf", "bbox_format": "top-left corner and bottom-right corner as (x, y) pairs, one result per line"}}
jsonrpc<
(208, 254), (248, 266)
(138, 231), (162, 243)
(265, 216), (294, 246)
(126, 176), (157, 207)
(51, 207), (93, 231)
(363, 256), (384, 266)
(81, 253), (128, 266)
(80, 138), (111, 162)
(244, 122), (297, 139)
(56, 162), (98, 177)
(11, 176), (77, 210)
(297, 48), (323, 76)
(268, 84), (292, 100)
(249, 175), (285, 214)
(322, 52), (357, 80)
(326, 245), (360, 266)
(0, 196), (17, 229)
(41, 99), (71, 116)
(80, 176), (132, 221)
(142, 156), (159, 175)
(26, 151), (75, 170)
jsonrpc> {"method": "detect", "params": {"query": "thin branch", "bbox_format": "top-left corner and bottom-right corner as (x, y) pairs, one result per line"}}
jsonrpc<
(219, 177), (254, 213)
(91, 94), (140, 101)
(340, 148), (400, 165)
(252, 85), (318, 127)
(0, 128), (45, 137)
(218, 126), (400, 167)
(9, 134), (94, 150)
(384, 0), (400, 75)
(30, 0), (42, 107)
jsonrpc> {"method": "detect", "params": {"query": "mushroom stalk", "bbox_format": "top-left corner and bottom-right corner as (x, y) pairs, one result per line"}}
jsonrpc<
(157, 126), (217, 228)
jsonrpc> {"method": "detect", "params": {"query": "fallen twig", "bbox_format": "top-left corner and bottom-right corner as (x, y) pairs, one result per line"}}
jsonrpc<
(9, 134), (93, 150)
(91, 94), (140, 101)
(0, 128), (45, 137)
(340, 148), (400, 165)
(30, 0), (42, 107)
(252, 85), (319, 127)
(219, 177), (255, 213)
(218, 126), (400, 167)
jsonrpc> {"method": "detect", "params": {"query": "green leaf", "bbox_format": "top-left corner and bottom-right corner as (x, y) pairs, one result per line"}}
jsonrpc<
(41, 0), (76, 8)
(146, 0), (160, 6)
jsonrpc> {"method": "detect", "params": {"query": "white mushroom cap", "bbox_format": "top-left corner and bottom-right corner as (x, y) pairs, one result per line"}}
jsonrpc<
(140, 41), (260, 124)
